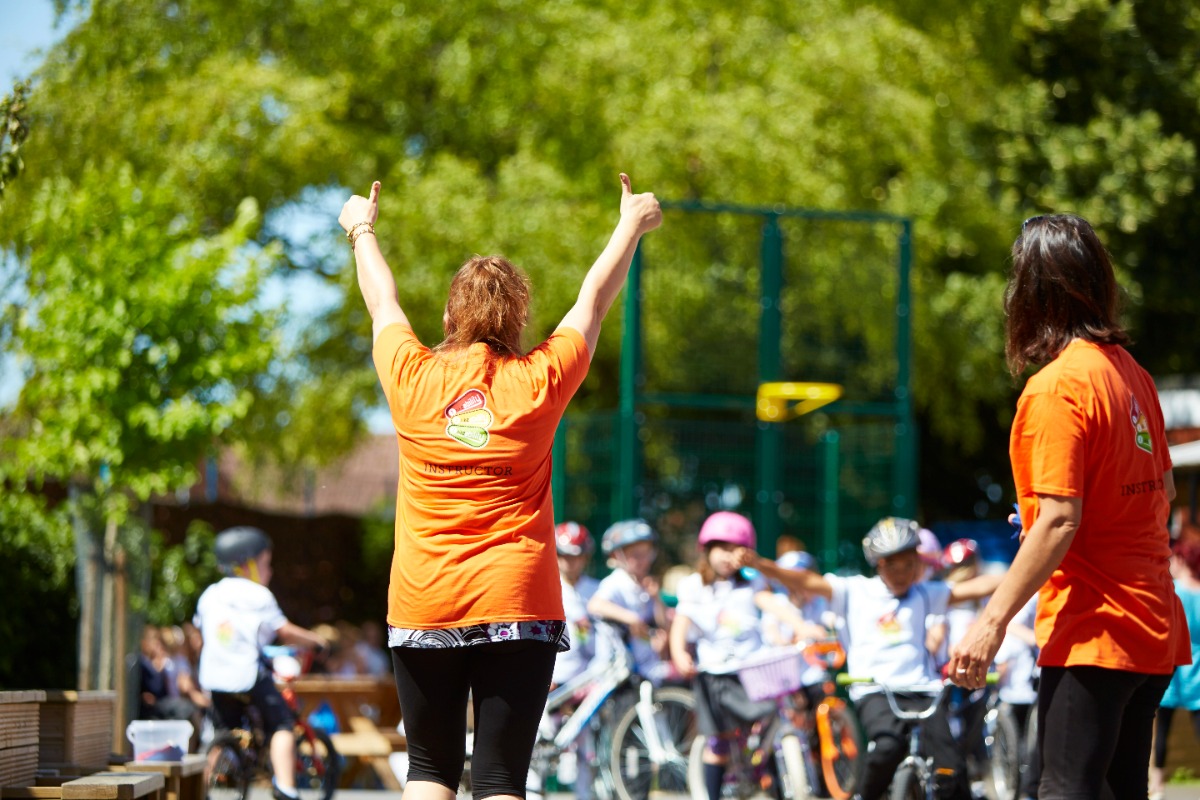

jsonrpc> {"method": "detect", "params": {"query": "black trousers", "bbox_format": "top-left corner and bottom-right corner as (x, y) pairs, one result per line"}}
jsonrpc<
(1153, 704), (1200, 769)
(391, 640), (557, 800)
(855, 691), (969, 800)
(1037, 666), (1171, 800)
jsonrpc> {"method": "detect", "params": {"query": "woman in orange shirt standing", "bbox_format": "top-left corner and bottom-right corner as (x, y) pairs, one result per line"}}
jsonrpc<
(338, 175), (661, 800)
(948, 214), (1189, 799)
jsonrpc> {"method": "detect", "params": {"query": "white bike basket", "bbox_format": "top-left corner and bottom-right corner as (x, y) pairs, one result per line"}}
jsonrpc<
(735, 648), (803, 701)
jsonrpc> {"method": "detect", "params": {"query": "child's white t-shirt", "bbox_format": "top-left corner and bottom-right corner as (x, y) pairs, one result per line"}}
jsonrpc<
(674, 572), (768, 674)
(827, 574), (951, 701)
(553, 574), (600, 685)
(194, 577), (287, 693)
(592, 568), (664, 681)
(995, 594), (1039, 705)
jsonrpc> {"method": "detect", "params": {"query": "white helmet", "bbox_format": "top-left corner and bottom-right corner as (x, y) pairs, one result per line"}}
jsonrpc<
(862, 517), (921, 566)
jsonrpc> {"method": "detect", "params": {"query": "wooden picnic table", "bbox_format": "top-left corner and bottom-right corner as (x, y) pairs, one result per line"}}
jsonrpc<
(280, 676), (403, 790)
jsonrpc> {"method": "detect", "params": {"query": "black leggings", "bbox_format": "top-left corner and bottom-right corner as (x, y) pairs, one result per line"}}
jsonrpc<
(391, 640), (557, 800)
(1152, 704), (1200, 769)
(1037, 665), (1171, 800)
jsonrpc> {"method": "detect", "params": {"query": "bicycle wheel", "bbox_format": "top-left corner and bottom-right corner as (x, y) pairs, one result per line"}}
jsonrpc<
(293, 726), (340, 800)
(817, 699), (861, 800)
(609, 686), (697, 800)
(983, 706), (1020, 800)
(777, 733), (810, 800)
(686, 733), (758, 800)
(205, 733), (250, 800)
(888, 764), (922, 800)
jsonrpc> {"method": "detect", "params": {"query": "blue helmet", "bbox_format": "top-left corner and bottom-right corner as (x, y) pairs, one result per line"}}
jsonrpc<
(776, 550), (817, 573)
(601, 519), (657, 556)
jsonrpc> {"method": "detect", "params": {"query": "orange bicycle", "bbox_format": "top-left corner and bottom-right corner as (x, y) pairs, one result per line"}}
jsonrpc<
(801, 640), (860, 800)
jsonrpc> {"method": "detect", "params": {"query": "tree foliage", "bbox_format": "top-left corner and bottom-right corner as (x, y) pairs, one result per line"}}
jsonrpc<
(1, 0), (1196, 580)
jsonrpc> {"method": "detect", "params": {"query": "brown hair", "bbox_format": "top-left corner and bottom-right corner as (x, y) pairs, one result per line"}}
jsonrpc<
(1004, 214), (1130, 377)
(436, 255), (531, 358)
(695, 543), (749, 587)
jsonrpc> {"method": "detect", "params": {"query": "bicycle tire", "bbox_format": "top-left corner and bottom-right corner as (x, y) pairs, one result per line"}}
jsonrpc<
(816, 699), (861, 800)
(888, 764), (922, 800)
(293, 726), (340, 800)
(778, 733), (810, 800)
(609, 686), (697, 800)
(983, 705), (1020, 800)
(205, 733), (250, 800)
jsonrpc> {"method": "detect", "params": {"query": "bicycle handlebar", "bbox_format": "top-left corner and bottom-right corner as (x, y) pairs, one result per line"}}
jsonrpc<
(836, 673), (998, 721)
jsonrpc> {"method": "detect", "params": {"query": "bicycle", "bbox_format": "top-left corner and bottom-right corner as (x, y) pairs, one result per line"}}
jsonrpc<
(838, 674), (998, 800)
(686, 641), (862, 800)
(975, 692), (1020, 800)
(205, 647), (340, 800)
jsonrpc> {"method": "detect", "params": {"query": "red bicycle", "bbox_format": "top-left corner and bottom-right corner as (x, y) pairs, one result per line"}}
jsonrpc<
(204, 647), (340, 800)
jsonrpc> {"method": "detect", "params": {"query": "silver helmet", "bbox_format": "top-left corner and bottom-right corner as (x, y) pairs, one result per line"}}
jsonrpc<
(862, 517), (921, 566)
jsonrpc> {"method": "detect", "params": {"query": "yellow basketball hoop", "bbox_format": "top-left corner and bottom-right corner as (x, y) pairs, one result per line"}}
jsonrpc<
(756, 382), (843, 422)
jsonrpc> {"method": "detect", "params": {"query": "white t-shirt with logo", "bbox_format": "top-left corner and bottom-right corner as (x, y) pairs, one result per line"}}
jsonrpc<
(194, 577), (287, 693)
(827, 574), (951, 701)
(592, 568), (664, 680)
(675, 572), (768, 674)
(553, 574), (600, 685)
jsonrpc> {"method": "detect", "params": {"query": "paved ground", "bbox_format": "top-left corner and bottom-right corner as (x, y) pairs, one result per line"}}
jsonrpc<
(249, 786), (1200, 800)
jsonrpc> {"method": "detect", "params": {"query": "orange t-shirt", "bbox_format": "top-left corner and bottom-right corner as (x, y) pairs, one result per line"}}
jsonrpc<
(1010, 339), (1188, 673)
(372, 323), (590, 629)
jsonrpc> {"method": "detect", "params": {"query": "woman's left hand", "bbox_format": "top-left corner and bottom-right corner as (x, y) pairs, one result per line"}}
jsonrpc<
(946, 617), (1005, 690)
(339, 181), (381, 233)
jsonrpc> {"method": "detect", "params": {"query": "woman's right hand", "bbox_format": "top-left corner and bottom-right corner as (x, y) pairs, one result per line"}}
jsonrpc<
(339, 180), (381, 233)
(619, 173), (662, 234)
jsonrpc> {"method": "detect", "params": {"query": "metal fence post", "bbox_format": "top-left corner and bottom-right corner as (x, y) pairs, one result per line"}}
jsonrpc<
(894, 219), (917, 517)
(616, 244), (644, 523)
(755, 215), (783, 556)
(821, 430), (841, 570)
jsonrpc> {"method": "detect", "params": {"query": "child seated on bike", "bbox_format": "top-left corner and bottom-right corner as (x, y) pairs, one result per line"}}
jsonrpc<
(588, 518), (672, 684)
(549, 521), (601, 798)
(669, 512), (810, 800)
(194, 527), (328, 800)
(740, 517), (1004, 800)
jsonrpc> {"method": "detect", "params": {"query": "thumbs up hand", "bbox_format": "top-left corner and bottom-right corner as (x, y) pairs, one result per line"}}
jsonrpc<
(618, 173), (662, 235)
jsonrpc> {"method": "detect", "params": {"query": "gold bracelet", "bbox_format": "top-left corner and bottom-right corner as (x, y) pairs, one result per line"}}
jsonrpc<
(345, 220), (372, 243)
(348, 223), (376, 250)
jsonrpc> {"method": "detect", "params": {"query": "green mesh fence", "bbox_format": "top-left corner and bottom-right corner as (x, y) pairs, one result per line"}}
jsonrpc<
(553, 202), (913, 574)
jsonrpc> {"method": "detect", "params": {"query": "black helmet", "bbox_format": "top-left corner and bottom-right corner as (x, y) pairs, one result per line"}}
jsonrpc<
(862, 517), (921, 566)
(215, 526), (272, 574)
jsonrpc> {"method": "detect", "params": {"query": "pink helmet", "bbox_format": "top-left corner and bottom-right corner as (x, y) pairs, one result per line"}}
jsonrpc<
(555, 521), (594, 557)
(698, 511), (756, 549)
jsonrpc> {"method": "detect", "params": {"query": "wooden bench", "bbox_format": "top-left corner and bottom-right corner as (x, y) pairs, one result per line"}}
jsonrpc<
(61, 773), (164, 800)
(330, 717), (402, 791)
(4, 773), (164, 800)
(109, 757), (204, 800)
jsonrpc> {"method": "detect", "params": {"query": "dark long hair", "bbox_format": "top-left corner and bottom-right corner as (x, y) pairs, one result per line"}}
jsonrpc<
(1004, 214), (1130, 376)
(436, 255), (531, 358)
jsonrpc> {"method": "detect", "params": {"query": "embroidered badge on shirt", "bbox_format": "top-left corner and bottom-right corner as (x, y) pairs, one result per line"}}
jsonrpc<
(1130, 393), (1153, 454)
(445, 389), (493, 448)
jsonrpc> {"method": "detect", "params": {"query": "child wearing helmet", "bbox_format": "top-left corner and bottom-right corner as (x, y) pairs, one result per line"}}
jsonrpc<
(669, 512), (811, 800)
(194, 527), (328, 800)
(553, 521), (600, 688)
(738, 517), (1004, 800)
(588, 519), (671, 683)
